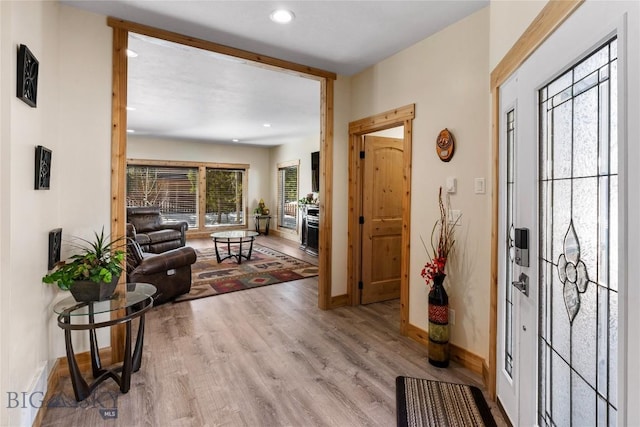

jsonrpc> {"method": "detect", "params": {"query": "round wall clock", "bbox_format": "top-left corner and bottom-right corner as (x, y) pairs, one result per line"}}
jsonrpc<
(436, 128), (455, 162)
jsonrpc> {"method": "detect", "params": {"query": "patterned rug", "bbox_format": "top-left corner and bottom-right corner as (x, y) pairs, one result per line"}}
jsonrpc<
(396, 377), (496, 427)
(174, 244), (318, 302)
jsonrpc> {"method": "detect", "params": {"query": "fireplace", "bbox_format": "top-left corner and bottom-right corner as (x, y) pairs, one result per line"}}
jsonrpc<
(301, 205), (319, 256)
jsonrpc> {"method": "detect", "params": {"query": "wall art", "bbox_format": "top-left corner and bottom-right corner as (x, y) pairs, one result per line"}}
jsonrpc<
(35, 145), (52, 190)
(17, 44), (39, 108)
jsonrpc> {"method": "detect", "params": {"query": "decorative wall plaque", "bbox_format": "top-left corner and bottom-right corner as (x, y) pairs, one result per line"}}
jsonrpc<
(17, 44), (39, 108)
(436, 128), (455, 162)
(35, 145), (52, 190)
(48, 228), (62, 270)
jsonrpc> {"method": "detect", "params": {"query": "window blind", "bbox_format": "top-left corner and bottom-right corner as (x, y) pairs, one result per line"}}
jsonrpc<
(278, 165), (298, 230)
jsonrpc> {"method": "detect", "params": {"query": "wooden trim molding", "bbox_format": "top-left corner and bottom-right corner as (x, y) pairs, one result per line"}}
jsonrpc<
(406, 323), (484, 376)
(107, 17), (336, 81)
(127, 158), (250, 170)
(32, 360), (60, 427)
(318, 78), (334, 310)
(110, 20), (335, 357)
(110, 26), (128, 364)
(490, 0), (584, 90)
(347, 104), (415, 332)
(488, 0), (583, 400)
(329, 294), (349, 308)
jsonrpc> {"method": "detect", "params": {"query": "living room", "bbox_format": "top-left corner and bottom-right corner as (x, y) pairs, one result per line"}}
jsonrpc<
(2, 1), (640, 426)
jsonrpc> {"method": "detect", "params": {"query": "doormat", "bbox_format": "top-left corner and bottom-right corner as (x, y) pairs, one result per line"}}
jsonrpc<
(396, 376), (497, 427)
(174, 244), (318, 302)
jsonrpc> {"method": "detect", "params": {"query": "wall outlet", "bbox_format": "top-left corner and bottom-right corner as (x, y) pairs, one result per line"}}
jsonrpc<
(449, 308), (456, 326)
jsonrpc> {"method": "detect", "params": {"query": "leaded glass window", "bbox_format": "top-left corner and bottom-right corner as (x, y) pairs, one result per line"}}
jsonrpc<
(504, 109), (516, 378)
(538, 38), (617, 427)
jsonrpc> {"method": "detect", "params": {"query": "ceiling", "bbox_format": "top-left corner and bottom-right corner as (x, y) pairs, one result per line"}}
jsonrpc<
(62, 0), (488, 146)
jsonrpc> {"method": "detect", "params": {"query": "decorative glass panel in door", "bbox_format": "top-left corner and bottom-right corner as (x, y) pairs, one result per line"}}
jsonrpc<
(538, 38), (617, 427)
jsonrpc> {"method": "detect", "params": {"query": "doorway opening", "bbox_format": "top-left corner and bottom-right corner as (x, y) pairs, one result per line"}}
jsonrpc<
(347, 105), (414, 334)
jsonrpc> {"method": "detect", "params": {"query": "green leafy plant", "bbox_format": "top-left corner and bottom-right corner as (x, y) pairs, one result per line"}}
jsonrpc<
(42, 228), (125, 290)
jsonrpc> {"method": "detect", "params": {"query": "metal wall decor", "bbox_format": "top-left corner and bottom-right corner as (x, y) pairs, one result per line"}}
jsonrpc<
(35, 145), (52, 190)
(17, 44), (39, 108)
(435, 128), (455, 162)
(48, 228), (62, 270)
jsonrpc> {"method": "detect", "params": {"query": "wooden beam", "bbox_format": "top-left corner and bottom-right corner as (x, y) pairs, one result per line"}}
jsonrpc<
(107, 17), (337, 81)
(318, 78), (334, 310)
(110, 26), (128, 363)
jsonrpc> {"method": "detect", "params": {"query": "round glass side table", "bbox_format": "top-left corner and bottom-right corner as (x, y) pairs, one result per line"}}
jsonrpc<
(54, 283), (157, 401)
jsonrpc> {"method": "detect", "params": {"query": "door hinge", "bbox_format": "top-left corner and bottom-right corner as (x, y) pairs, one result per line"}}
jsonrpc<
(359, 216), (365, 224)
(359, 151), (365, 159)
(358, 281), (363, 290)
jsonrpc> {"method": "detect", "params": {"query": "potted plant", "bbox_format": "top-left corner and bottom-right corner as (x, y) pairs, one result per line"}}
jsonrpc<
(42, 228), (125, 302)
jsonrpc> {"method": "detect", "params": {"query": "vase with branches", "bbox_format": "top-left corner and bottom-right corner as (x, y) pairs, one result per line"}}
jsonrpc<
(420, 187), (459, 368)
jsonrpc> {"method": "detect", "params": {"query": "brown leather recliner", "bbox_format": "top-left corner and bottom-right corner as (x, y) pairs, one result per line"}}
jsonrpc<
(126, 225), (197, 304)
(126, 206), (188, 253)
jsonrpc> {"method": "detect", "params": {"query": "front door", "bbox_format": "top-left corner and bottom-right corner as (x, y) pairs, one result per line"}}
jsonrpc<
(497, 2), (627, 425)
(360, 135), (403, 304)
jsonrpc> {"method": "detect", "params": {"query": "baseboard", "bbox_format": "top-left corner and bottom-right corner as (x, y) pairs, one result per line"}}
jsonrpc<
(56, 348), (113, 378)
(329, 294), (349, 308)
(406, 323), (485, 377)
(32, 347), (113, 426)
(482, 361), (494, 399)
(32, 359), (60, 427)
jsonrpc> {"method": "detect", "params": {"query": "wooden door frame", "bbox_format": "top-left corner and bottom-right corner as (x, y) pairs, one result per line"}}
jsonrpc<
(488, 0), (583, 399)
(347, 105), (414, 335)
(108, 18), (337, 361)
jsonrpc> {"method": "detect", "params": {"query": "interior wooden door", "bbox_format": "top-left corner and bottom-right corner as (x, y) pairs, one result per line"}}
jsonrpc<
(360, 135), (403, 304)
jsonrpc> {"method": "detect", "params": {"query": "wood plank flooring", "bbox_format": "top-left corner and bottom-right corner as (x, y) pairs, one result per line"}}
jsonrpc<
(41, 236), (505, 426)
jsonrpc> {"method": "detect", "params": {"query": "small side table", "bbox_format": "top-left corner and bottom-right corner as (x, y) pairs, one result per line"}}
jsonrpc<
(254, 214), (271, 235)
(53, 283), (156, 401)
(210, 230), (259, 264)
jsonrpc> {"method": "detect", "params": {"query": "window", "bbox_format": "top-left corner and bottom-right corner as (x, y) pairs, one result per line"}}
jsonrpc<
(277, 161), (299, 230)
(127, 161), (248, 232)
(205, 168), (245, 227)
(126, 165), (198, 227)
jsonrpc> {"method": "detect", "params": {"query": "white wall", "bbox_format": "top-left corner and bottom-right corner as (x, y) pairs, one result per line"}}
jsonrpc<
(489, 0), (546, 70)
(0, 3), (112, 426)
(269, 135), (319, 240)
(349, 8), (491, 358)
(330, 75), (351, 296)
(127, 136), (272, 218)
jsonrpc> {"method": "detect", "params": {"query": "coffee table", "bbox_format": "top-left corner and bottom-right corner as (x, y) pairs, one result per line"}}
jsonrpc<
(53, 283), (156, 401)
(210, 230), (259, 264)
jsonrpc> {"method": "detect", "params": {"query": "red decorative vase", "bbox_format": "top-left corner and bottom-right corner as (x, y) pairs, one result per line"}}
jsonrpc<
(428, 274), (449, 367)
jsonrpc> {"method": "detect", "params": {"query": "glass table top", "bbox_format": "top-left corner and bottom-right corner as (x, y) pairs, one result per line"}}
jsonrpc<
(53, 283), (157, 316)
(210, 230), (259, 239)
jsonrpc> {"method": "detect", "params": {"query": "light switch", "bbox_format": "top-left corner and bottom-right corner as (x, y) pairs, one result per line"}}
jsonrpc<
(474, 177), (486, 194)
(446, 177), (457, 193)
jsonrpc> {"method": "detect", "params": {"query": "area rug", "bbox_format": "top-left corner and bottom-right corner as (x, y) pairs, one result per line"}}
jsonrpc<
(396, 376), (496, 427)
(174, 244), (318, 302)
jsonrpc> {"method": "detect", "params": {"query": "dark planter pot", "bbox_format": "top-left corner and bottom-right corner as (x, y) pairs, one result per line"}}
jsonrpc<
(69, 274), (120, 302)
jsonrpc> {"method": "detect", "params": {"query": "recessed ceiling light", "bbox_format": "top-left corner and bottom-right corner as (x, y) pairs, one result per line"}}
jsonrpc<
(232, 139), (239, 142)
(126, 106), (136, 111)
(126, 129), (135, 133)
(126, 49), (138, 58)
(263, 123), (271, 128)
(270, 9), (295, 24)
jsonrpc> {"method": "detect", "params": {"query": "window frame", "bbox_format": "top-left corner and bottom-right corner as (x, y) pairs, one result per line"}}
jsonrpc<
(127, 158), (249, 235)
(276, 159), (300, 234)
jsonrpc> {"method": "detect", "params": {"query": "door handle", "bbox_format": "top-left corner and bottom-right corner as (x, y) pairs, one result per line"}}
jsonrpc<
(512, 273), (529, 297)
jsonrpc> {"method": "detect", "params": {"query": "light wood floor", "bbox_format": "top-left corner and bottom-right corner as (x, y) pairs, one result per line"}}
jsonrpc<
(41, 236), (505, 426)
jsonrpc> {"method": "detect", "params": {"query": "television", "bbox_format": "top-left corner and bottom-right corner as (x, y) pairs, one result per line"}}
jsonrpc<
(311, 151), (320, 192)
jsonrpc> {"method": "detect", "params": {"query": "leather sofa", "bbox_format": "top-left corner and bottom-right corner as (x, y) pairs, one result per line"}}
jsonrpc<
(126, 226), (197, 304)
(126, 206), (188, 253)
